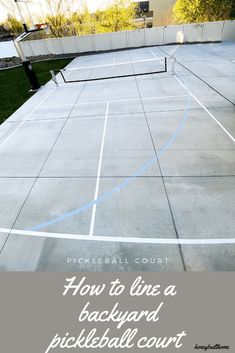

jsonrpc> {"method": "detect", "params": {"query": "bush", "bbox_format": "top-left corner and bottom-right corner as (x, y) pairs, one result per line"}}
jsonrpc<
(173, 0), (233, 24)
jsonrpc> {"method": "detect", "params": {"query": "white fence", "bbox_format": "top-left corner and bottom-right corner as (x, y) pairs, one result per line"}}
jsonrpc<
(0, 41), (19, 59)
(19, 20), (235, 58)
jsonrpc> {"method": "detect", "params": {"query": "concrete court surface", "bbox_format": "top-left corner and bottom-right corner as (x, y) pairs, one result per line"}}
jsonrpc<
(0, 41), (234, 272)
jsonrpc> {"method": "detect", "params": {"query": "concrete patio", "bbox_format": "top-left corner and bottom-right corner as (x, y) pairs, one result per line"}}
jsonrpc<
(0, 41), (234, 271)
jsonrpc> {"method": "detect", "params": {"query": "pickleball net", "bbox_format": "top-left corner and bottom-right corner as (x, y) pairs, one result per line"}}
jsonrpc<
(51, 57), (168, 85)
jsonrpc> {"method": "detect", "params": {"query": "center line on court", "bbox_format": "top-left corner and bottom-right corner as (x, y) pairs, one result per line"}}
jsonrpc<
(27, 80), (191, 232)
(89, 102), (110, 236)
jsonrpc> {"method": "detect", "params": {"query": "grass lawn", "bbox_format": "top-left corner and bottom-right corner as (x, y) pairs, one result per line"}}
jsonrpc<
(0, 58), (73, 124)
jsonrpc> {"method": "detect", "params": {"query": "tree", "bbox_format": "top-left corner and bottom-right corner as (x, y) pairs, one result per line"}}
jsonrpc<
(44, 0), (79, 37)
(45, 13), (74, 37)
(4, 14), (23, 35)
(231, 0), (235, 18)
(45, 0), (138, 37)
(3, 0), (138, 38)
(173, 0), (233, 24)
(0, 24), (13, 40)
(71, 6), (98, 36)
(95, 0), (137, 33)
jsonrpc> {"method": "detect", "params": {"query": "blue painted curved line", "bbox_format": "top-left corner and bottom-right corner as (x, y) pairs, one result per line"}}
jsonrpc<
(28, 73), (191, 232)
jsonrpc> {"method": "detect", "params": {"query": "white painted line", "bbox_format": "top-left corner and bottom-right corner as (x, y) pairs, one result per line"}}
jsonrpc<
(149, 49), (162, 60)
(0, 228), (235, 245)
(143, 95), (187, 101)
(41, 103), (76, 107)
(155, 45), (234, 142)
(41, 94), (188, 109)
(0, 88), (55, 150)
(149, 50), (165, 66)
(149, 49), (161, 59)
(53, 56), (84, 86)
(89, 102), (110, 236)
(169, 46), (180, 57)
(175, 76), (235, 143)
(64, 57), (166, 71)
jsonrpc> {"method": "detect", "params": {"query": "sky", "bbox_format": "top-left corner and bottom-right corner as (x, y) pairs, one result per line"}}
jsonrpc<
(87, 0), (112, 12)
(0, 0), (113, 23)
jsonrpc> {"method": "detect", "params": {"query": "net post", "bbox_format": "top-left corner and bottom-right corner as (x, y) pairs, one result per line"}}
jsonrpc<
(165, 57), (167, 72)
(50, 70), (59, 87)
